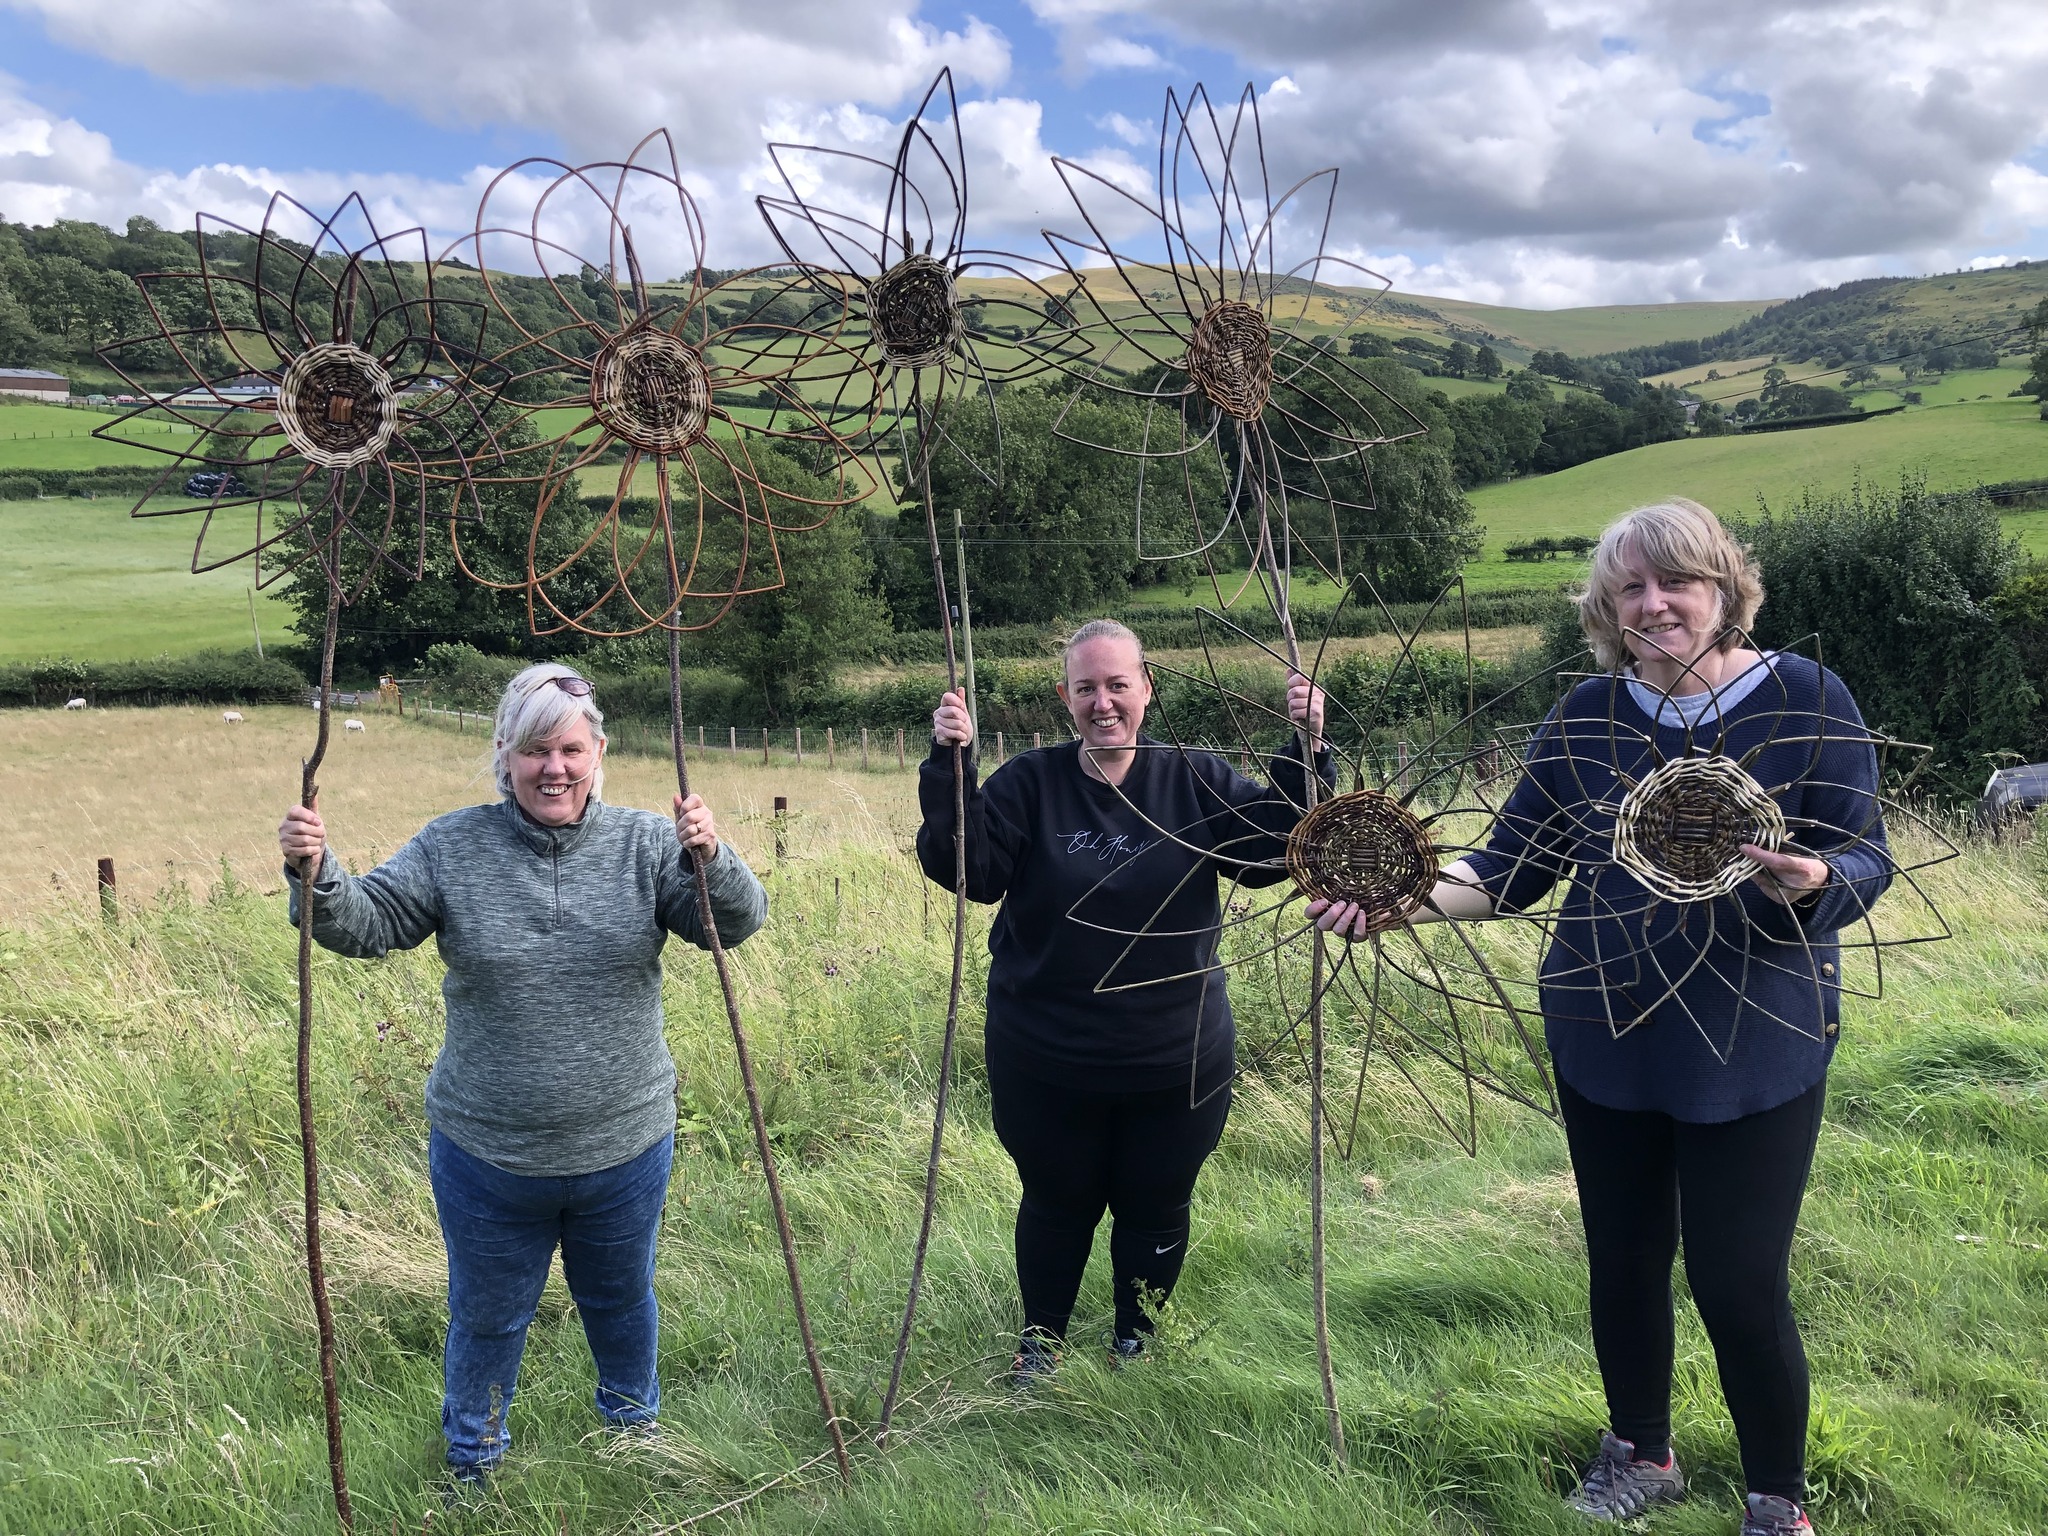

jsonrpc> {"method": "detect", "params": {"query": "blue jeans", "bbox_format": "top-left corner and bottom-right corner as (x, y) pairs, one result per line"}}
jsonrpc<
(427, 1127), (674, 1471)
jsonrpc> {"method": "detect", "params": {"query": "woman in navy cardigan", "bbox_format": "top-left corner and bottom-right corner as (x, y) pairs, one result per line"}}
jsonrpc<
(1314, 499), (1892, 1536)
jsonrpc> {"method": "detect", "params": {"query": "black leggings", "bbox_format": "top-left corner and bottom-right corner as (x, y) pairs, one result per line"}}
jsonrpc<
(987, 1050), (1231, 1341)
(1560, 1077), (1826, 1504)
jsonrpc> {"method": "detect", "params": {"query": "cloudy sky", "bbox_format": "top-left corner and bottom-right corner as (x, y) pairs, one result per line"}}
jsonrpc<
(2, 0), (2044, 308)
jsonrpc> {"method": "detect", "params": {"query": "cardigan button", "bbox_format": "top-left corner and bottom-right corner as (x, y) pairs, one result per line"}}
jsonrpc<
(1825, 1020), (1839, 1037)
(1821, 962), (1837, 978)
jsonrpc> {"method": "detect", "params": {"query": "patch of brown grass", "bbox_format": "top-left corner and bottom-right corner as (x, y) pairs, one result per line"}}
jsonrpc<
(0, 705), (925, 921)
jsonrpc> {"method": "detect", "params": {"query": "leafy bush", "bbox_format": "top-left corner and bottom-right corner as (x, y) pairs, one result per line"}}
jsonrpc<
(417, 643), (525, 709)
(0, 474), (40, 500)
(1732, 475), (2040, 791)
(871, 588), (1571, 665)
(0, 649), (306, 707)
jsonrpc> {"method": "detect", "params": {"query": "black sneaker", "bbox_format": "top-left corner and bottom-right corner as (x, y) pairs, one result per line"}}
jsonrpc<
(1565, 1431), (1686, 1521)
(1741, 1493), (1814, 1536)
(1009, 1331), (1061, 1390)
(1107, 1333), (1146, 1369)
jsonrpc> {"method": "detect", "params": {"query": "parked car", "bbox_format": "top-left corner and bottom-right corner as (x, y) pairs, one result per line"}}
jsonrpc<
(183, 470), (251, 498)
(1978, 763), (2048, 832)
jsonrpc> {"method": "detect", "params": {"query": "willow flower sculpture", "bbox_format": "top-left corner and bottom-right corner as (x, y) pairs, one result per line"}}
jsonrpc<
(755, 66), (1084, 1439)
(454, 133), (881, 1482)
(94, 190), (512, 1535)
(1070, 587), (1561, 1155)
(1043, 82), (1432, 613)
(455, 130), (878, 641)
(95, 192), (505, 598)
(1041, 82), (1441, 1462)
(758, 67), (1083, 630)
(1478, 632), (1955, 1067)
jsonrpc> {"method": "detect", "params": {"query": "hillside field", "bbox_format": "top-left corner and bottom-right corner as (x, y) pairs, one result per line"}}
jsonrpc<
(0, 495), (297, 663)
(0, 400), (201, 472)
(1464, 394), (2048, 580)
(0, 708), (2044, 1533)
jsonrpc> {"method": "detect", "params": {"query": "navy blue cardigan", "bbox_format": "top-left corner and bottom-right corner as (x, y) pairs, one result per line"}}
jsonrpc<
(1463, 652), (1893, 1122)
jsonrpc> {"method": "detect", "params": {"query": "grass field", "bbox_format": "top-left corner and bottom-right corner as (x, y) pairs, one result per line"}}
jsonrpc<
(0, 401), (201, 471)
(0, 496), (298, 663)
(1, 709), (2044, 1533)
(1417, 296), (1781, 358)
(1464, 395), (2048, 580)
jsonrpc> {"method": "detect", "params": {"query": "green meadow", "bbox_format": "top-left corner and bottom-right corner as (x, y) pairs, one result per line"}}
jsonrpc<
(0, 725), (2043, 1534)
(0, 495), (295, 663)
(1464, 394), (2048, 584)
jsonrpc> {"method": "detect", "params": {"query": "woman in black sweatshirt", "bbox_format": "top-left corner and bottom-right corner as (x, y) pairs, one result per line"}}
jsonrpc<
(918, 619), (1331, 1381)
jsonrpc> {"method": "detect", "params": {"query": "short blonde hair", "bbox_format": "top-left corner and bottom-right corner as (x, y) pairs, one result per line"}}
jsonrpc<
(493, 663), (607, 800)
(1060, 618), (1146, 678)
(1578, 498), (1764, 671)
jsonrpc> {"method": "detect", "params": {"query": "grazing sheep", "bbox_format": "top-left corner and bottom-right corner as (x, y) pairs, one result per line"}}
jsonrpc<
(64, 697), (86, 710)
(222, 710), (244, 724)
(344, 719), (366, 733)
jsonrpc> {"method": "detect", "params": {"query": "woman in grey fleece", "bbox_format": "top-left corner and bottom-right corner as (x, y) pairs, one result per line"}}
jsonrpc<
(277, 662), (765, 1488)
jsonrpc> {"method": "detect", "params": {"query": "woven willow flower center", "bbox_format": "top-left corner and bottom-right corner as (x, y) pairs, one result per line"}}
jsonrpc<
(1286, 789), (1437, 934)
(1613, 754), (1786, 901)
(870, 253), (962, 368)
(1187, 299), (1273, 421)
(590, 325), (712, 454)
(277, 342), (398, 469)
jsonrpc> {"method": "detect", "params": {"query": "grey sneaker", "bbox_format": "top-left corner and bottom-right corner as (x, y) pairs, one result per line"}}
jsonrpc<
(1009, 1331), (1061, 1390)
(1565, 1431), (1686, 1521)
(1107, 1333), (1146, 1369)
(441, 1461), (493, 1506)
(1741, 1493), (1814, 1536)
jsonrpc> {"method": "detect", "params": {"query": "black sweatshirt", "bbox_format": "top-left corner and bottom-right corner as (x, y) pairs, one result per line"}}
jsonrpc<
(917, 736), (1333, 1092)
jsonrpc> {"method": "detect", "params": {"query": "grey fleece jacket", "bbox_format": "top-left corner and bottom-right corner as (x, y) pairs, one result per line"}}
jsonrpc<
(287, 797), (767, 1177)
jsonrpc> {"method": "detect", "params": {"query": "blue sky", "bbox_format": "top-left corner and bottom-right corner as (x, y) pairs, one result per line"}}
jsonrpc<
(2, 0), (2043, 307)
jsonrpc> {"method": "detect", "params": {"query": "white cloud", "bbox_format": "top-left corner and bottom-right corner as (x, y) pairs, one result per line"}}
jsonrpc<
(5, 0), (1011, 165)
(5, 0), (2047, 307)
(1092, 111), (1152, 146)
(1024, 0), (2048, 303)
(1083, 37), (1166, 70)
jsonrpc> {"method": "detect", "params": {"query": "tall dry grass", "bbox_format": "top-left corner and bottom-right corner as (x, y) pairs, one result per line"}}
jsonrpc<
(0, 710), (2043, 1533)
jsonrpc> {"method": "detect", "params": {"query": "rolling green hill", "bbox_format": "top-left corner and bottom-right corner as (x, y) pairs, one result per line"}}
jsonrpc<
(1414, 295), (1780, 357)
(1462, 393), (2047, 588)
(0, 495), (295, 662)
(1582, 263), (2048, 380)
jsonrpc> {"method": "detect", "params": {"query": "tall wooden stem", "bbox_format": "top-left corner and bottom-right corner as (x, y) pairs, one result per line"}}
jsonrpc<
(877, 464), (968, 1444)
(1258, 458), (1345, 1465)
(296, 573), (354, 1531)
(663, 569), (849, 1485)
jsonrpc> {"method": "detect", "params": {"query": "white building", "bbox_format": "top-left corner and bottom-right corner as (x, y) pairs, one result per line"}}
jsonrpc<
(0, 368), (69, 402)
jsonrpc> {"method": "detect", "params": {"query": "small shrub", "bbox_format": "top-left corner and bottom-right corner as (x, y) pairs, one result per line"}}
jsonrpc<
(0, 474), (41, 500)
(1733, 475), (2038, 792)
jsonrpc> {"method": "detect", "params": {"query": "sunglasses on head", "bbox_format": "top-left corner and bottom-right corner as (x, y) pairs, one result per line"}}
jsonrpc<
(530, 674), (593, 698)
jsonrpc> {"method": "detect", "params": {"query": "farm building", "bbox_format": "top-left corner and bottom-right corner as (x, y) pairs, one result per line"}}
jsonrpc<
(0, 367), (69, 401)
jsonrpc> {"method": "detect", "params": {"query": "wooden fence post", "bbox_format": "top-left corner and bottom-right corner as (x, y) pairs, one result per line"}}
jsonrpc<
(826, 728), (835, 769)
(896, 728), (905, 769)
(762, 728), (770, 765)
(1397, 740), (1411, 792)
(698, 725), (705, 751)
(795, 727), (804, 765)
(96, 857), (116, 924)
(1033, 732), (1042, 751)
(860, 727), (870, 770)
(996, 731), (1005, 765)
(729, 726), (738, 756)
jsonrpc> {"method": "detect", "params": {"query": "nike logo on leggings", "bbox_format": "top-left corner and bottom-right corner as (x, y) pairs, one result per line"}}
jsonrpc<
(1154, 1241), (1180, 1254)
